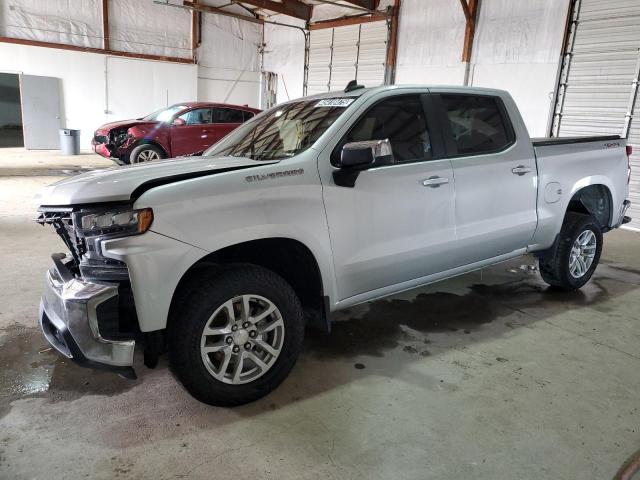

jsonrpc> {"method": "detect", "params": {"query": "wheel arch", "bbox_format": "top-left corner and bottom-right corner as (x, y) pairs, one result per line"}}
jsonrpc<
(168, 237), (330, 333)
(565, 183), (613, 229)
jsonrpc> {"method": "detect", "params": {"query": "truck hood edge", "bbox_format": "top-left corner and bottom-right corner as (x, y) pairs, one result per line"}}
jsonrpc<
(35, 156), (279, 206)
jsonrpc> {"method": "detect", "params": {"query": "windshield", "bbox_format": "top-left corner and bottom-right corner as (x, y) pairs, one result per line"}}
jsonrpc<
(204, 97), (356, 160)
(143, 105), (187, 122)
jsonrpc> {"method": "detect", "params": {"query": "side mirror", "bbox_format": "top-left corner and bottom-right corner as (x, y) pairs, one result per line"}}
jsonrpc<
(333, 139), (394, 188)
(172, 117), (186, 126)
(340, 139), (394, 168)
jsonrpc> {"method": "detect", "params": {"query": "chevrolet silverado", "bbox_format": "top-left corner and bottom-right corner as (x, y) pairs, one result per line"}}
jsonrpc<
(36, 84), (632, 406)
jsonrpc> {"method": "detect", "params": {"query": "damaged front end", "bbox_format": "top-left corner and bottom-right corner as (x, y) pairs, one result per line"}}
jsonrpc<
(92, 128), (135, 162)
(36, 205), (154, 378)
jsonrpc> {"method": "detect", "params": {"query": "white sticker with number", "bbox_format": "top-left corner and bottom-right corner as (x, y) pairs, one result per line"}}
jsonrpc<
(314, 98), (355, 108)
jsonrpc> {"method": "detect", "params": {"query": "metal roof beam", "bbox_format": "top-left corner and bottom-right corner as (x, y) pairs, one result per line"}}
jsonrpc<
(340, 0), (380, 10)
(235, 0), (312, 21)
(182, 1), (264, 24)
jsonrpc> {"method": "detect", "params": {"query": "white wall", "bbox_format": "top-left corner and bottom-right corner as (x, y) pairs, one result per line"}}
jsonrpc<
(0, 42), (197, 149)
(263, 16), (306, 104)
(393, 0), (570, 137)
(395, 0), (467, 85)
(471, 0), (570, 136)
(0, 0), (102, 48)
(196, 12), (262, 108)
(109, 0), (191, 58)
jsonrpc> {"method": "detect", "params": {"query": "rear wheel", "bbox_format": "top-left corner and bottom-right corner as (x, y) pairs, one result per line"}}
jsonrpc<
(129, 143), (165, 163)
(538, 213), (603, 290)
(168, 265), (304, 406)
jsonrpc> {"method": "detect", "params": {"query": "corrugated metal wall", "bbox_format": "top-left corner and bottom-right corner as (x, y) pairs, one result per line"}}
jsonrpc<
(629, 90), (640, 229)
(552, 0), (640, 228)
(305, 21), (389, 95)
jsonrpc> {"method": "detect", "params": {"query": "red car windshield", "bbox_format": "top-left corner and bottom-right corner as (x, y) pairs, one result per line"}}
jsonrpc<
(143, 105), (187, 122)
(205, 98), (355, 161)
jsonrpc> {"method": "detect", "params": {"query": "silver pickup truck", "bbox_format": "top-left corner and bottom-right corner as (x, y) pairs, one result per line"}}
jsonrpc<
(36, 85), (632, 406)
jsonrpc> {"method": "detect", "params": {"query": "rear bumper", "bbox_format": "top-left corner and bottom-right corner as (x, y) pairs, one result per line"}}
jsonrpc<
(39, 255), (136, 378)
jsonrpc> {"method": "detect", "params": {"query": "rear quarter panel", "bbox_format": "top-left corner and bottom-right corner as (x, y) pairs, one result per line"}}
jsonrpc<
(530, 139), (629, 250)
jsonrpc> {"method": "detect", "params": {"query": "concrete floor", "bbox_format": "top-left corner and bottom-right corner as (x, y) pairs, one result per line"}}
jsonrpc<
(1, 148), (639, 479)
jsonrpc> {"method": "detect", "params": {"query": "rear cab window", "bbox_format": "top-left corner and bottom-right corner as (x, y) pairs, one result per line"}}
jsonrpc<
(438, 94), (514, 157)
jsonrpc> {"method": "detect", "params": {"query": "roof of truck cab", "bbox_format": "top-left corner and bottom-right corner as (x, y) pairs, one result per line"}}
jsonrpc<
(299, 84), (510, 101)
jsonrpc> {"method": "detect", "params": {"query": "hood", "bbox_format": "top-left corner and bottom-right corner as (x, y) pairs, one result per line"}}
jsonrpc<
(96, 119), (158, 133)
(35, 156), (279, 207)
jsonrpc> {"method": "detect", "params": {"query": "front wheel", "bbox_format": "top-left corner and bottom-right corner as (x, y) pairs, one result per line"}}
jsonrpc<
(129, 143), (165, 163)
(168, 265), (304, 406)
(538, 213), (603, 290)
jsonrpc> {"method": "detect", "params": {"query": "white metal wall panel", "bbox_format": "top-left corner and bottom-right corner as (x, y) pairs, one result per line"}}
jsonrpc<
(329, 25), (359, 91)
(628, 97), (640, 229)
(554, 0), (640, 136)
(553, 0), (640, 229)
(356, 21), (389, 89)
(306, 20), (388, 95)
(307, 29), (333, 95)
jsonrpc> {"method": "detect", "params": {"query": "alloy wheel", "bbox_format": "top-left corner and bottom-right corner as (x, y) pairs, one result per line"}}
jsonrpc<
(200, 294), (285, 384)
(136, 149), (160, 162)
(569, 230), (597, 278)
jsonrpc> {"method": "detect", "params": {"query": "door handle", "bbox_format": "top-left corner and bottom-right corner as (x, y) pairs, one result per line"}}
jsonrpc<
(422, 176), (449, 187)
(512, 165), (533, 176)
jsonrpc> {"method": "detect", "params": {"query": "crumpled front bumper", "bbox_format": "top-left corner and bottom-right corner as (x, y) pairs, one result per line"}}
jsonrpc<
(39, 254), (136, 378)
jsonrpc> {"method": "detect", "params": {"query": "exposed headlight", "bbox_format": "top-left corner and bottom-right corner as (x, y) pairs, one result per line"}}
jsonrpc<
(76, 206), (153, 237)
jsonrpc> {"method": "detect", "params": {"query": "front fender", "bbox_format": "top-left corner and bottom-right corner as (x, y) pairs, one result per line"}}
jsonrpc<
(101, 231), (208, 332)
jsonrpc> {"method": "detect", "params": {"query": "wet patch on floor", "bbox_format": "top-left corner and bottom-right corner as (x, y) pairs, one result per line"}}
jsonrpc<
(305, 260), (633, 362)
(305, 288), (502, 359)
(0, 324), (140, 419)
(0, 325), (56, 418)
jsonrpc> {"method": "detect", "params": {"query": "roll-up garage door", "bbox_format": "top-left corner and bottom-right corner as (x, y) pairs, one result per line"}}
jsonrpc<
(629, 96), (640, 230)
(551, 0), (640, 229)
(305, 20), (389, 96)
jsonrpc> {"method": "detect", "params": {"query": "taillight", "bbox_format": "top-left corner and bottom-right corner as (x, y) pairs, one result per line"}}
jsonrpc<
(626, 145), (632, 184)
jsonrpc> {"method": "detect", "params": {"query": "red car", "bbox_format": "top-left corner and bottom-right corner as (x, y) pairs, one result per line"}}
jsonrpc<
(92, 102), (261, 164)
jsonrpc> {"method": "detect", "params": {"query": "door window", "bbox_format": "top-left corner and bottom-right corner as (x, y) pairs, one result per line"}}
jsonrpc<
(215, 108), (245, 123)
(242, 111), (255, 122)
(340, 95), (433, 163)
(177, 108), (213, 125)
(440, 95), (513, 155)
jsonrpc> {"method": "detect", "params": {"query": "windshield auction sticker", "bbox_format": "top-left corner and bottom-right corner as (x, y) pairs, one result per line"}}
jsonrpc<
(314, 98), (355, 108)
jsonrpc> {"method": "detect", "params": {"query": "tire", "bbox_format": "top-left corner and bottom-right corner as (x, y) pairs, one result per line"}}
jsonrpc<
(129, 143), (165, 163)
(538, 212), (603, 290)
(168, 264), (304, 406)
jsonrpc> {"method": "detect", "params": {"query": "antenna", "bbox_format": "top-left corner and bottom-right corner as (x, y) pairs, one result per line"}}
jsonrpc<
(344, 80), (365, 93)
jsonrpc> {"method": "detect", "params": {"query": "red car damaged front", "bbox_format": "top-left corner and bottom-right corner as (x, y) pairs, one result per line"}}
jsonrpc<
(91, 102), (260, 164)
(92, 119), (159, 161)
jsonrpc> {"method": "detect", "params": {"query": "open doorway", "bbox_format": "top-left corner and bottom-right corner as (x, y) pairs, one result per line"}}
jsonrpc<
(0, 73), (24, 147)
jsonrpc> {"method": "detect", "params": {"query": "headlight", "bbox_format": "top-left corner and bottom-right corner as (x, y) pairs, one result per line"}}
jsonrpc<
(76, 206), (153, 237)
